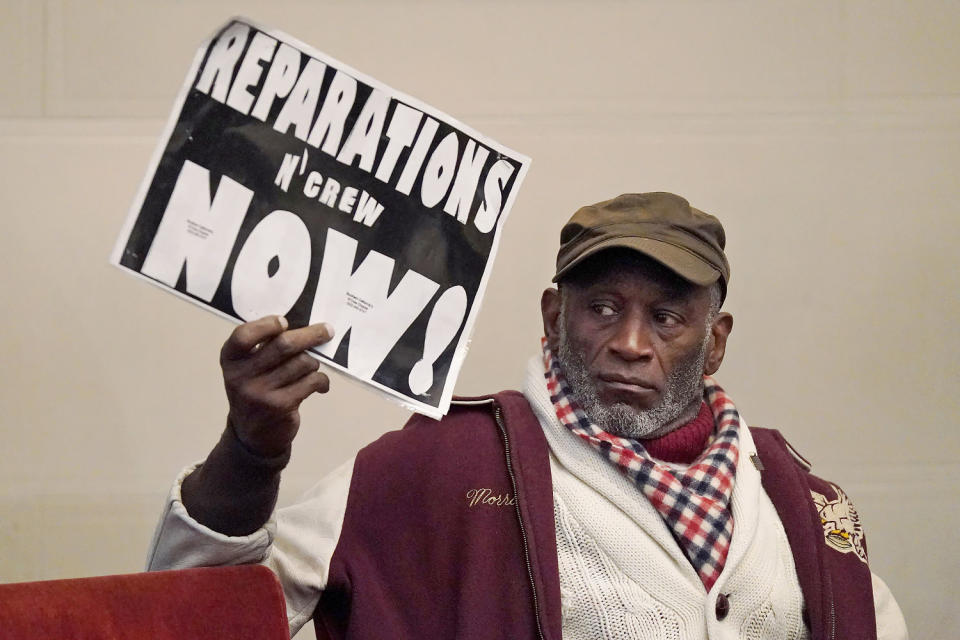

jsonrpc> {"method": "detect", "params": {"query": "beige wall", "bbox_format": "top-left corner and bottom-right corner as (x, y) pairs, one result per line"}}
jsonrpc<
(2, 1), (958, 637)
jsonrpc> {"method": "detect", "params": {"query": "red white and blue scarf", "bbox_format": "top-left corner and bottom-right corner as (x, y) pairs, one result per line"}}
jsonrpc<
(543, 341), (740, 591)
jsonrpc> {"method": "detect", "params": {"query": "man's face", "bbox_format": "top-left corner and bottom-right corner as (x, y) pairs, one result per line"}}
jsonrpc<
(542, 251), (730, 439)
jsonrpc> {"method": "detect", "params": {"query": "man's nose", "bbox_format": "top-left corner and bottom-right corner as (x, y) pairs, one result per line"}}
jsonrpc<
(608, 315), (654, 361)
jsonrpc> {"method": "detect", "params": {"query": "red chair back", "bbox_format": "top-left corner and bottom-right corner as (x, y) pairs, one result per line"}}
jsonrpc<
(0, 565), (289, 639)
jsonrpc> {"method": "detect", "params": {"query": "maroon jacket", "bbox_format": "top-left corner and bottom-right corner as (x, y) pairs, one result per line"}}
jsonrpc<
(314, 391), (876, 640)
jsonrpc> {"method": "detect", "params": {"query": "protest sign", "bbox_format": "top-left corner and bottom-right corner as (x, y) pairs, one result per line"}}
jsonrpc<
(111, 17), (530, 418)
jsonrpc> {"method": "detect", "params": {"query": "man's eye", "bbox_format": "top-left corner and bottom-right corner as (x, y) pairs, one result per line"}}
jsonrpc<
(654, 312), (680, 326)
(592, 304), (616, 317)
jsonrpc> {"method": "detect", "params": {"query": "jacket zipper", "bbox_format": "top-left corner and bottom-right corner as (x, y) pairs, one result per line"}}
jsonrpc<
(493, 403), (547, 640)
(827, 582), (836, 640)
(819, 513), (836, 640)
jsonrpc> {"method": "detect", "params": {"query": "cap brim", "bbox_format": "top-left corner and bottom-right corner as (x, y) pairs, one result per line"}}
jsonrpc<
(553, 236), (721, 286)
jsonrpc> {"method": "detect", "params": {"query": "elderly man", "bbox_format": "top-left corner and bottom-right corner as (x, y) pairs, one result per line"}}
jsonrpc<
(149, 193), (908, 639)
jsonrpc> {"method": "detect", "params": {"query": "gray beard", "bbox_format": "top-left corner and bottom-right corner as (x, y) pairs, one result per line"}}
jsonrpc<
(556, 323), (709, 440)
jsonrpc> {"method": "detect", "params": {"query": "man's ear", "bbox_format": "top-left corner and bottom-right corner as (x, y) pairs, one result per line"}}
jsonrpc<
(704, 312), (733, 375)
(541, 287), (562, 350)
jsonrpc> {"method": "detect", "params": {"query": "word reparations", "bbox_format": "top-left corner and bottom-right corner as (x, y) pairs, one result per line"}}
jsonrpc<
(196, 21), (515, 233)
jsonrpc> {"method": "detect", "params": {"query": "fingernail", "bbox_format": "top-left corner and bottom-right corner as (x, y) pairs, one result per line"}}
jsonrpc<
(278, 316), (289, 330)
(321, 322), (334, 337)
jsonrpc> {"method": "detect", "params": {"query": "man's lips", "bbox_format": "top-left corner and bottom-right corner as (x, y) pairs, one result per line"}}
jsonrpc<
(597, 374), (659, 394)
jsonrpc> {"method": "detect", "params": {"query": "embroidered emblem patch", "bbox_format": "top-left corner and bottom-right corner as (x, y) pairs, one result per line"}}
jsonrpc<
(811, 483), (867, 564)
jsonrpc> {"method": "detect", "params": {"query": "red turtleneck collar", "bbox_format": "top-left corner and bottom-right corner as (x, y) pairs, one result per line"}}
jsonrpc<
(641, 401), (715, 465)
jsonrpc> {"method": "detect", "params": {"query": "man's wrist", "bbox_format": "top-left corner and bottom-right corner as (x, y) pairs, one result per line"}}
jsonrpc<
(180, 421), (288, 536)
(225, 419), (292, 471)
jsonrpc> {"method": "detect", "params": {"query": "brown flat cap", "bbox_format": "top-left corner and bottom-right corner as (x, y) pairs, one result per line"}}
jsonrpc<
(554, 192), (730, 298)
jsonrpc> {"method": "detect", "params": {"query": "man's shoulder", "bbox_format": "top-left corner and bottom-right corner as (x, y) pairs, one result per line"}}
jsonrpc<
(350, 390), (544, 489)
(749, 426), (871, 561)
(360, 390), (533, 458)
(401, 389), (530, 430)
(749, 426), (813, 472)
(750, 426), (841, 492)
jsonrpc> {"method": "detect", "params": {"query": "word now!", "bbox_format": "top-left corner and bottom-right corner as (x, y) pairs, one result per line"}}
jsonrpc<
(140, 159), (467, 388)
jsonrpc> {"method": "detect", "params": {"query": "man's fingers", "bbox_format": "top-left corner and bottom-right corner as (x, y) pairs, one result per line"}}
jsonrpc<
(220, 320), (333, 459)
(222, 316), (289, 361)
(264, 352), (321, 389)
(275, 371), (330, 407)
(247, 323), (334, 373)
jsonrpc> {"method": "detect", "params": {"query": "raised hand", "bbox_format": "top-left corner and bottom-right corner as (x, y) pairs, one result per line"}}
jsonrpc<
(220, 316), (334, 457)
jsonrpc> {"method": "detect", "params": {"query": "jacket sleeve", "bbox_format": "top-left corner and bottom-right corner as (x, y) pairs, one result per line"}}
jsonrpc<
(872, 572), (910, 640)
(146, 456), (356, 635)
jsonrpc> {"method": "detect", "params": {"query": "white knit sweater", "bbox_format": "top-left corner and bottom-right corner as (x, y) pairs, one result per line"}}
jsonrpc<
(522, 355), (907, 640)
(525, 356), (806, 639)
(147, 356), (908, 638)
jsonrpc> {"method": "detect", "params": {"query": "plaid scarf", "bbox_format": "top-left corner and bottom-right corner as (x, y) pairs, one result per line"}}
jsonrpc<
(543, 341), (740, 591)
